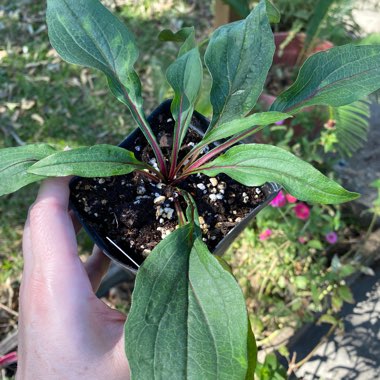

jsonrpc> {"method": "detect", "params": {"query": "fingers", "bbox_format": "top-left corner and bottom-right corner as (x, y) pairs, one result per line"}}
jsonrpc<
(22, 177), (93, 302)
(84, 246), (111, 292)
(23, 191), (81, 268)
(27, 177), (76, 264)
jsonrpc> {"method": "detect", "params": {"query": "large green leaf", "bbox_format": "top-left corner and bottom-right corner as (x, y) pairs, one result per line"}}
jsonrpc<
(178, 28), (197, 57)
(47, 0), (141, 110)
(201, 111), (291, 145)
(28, 145), (145, 177)
(125, 224), (254, 379)
(205, 0), (275, 130)
(46, 0), (165, 170)
(0, 144), (56, 196)
(264, 0), (281, 24)
(167, 46), (202, 153)
(270, 44), (380, 113)
(195, 144), (359, 204)
(187, 238), (254, 379)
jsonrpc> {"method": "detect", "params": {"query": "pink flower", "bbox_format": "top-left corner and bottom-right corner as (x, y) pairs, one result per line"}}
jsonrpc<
(270, 191), (286, 207)
(275, 119), (285, 125)
(259, 229), (272, 241)
(325, 232), (338, 244)
(298, 236), (308, 244)
(294, 202), (310, 220)
(285, 194), (297, 203)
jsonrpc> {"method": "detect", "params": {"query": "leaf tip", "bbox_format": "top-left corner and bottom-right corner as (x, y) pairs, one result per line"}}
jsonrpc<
(325, 190), (361, 204)
(345, 191), (361, 202)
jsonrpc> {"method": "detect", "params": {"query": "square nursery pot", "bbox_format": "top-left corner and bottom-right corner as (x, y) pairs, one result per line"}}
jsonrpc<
(69, 100), (280, 273)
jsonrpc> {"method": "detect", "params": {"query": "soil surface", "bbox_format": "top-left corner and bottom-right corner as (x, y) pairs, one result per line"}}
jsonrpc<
(70, 104), (268, 269)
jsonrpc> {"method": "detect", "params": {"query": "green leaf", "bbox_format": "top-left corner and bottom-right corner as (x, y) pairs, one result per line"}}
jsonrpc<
(28, 145), (145, 177)
(158, 27), (195, 43)
(339, 264), (356, 278)
(318, 314), (338, 325)
(246, 319), (258, 380)
(47, 0), (141, 110)
(125, 225), (253, 379)
(371, 179), (380, 189)
(332, 294), (343, 310)
(160, 26), (197, 57)
(307, 239), (323, 250)
(125, 225), (193, 379)
(188, 239), (253, 378)
(166, 47), (202, 149)
(294, 276), (308, 290)
(0, 144), (56, 196)
(277, 345), (289, 360)
(270, 44), (380, 114)
(182, 191), (201, 233)
(265, 0), (281, 24)
(202, 111), (291, 145)
(205, 0), (275, 129)
(255, 353), (287, 380)
(338, 285), (354, 304)
(178, 28), (197, 57)
(195, 144), (359, 204)
(46, 0), (165, 169)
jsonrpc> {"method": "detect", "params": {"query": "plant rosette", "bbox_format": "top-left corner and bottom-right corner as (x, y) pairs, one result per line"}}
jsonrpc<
(1, 0), (380, 378)
(69, 99), (281, 271)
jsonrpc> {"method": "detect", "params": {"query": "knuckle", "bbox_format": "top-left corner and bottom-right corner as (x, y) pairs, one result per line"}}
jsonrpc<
(28, 199), (66, 224)
(28, 203), (45, 225)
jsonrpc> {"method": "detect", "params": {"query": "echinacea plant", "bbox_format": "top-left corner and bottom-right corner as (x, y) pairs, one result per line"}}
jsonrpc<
(1, 0), (380, 378)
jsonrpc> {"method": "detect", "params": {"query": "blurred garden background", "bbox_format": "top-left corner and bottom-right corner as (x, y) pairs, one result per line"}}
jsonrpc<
(1, 0), (380, 379)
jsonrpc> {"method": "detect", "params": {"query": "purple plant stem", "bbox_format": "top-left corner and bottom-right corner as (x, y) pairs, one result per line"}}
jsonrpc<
(136, 170), (161, 183)
(174, 198), (186, 226)
(169, 97), (184, 180)
(184, 125), (265, 174)
(122, 88), (168, 177)
(174, 143), (203, 178)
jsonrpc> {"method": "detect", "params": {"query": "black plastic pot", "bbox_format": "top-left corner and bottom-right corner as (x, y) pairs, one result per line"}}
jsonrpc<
(70, 100), (280, 273)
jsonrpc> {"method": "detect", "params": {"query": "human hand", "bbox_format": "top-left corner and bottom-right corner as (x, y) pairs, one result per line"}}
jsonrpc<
(17, 177), (130, 380)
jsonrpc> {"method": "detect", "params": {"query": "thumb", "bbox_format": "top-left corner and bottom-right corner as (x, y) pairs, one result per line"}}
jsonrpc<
(23, 177), (93, 304)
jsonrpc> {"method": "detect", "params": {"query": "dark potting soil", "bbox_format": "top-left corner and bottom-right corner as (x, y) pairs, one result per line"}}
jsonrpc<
(70, 110), (266, 267)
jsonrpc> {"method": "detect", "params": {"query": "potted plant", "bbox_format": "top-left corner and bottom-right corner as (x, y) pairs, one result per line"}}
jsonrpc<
(1, 0), (380, 377)
(69, 99), (282, 271)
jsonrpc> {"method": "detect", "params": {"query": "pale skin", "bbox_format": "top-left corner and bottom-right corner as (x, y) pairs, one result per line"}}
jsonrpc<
(17, 177), (130, 380)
